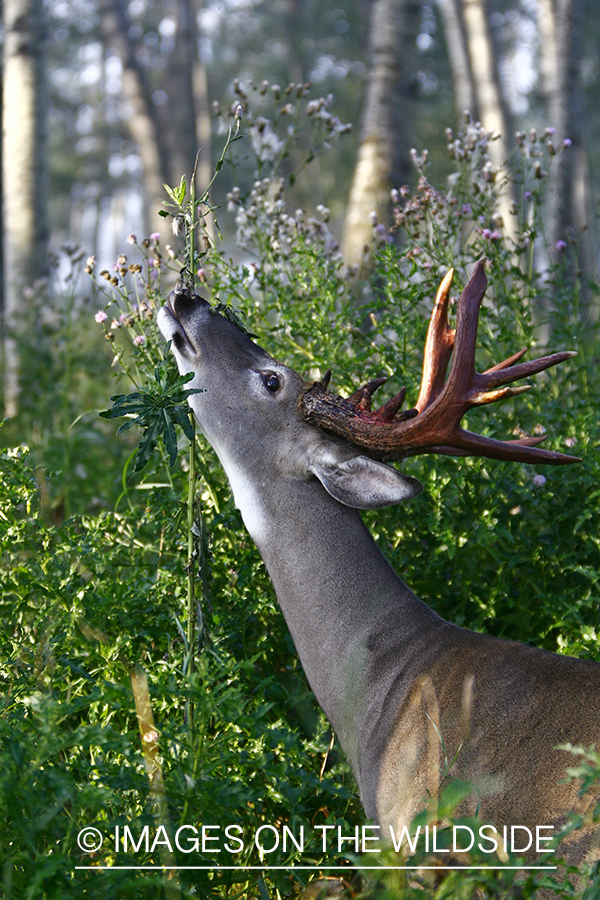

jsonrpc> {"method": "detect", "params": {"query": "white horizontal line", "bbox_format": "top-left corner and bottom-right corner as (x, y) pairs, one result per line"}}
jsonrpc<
(75, 865), (557, 871)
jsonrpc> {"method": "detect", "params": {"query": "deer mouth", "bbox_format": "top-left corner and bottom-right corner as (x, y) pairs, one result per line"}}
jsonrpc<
(157, 297), (198, 355)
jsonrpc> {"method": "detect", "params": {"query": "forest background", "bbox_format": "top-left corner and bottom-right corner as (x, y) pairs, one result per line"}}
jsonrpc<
(2, 0), (600, 898)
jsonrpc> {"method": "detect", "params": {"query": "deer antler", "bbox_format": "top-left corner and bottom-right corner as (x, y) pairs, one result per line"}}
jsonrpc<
(301, 260), (580, 465)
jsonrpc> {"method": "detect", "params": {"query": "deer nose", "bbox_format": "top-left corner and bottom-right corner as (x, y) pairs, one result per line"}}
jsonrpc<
(167, 284), (210, 318)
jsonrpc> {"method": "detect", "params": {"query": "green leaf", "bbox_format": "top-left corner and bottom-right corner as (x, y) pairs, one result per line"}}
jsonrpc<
(58, 657), (95, 682)
(115, 418), (143, 434)
(162, 408), (178, 467)
(163, 176), (187, 207)
(134, 417), (161, 472)
(213, 302), (257, 338)
(99, 360), (202, 470)
(172, 406), (196, 442)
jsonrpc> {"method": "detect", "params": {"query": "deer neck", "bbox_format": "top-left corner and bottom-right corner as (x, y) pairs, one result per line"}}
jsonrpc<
(218, 448), (440, 784)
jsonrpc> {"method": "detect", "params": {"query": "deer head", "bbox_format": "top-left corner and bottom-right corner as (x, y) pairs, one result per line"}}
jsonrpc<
(157, 286), (425, 521)
(159, 260), (578, 499)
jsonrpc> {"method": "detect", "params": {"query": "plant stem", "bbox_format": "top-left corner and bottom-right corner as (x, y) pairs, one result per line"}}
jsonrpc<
(131, 664), (181, 899)
(189, 153), (198, 289)
(186, 427), (197, 728)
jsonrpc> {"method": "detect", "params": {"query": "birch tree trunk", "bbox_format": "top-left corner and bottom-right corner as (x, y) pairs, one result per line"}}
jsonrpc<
(537, 0), (558, 110)
(2, 0), (48, 417)
(193, 56), (213, 197)
(460, 0), (515, 233)
(342, 0), (421, 267)
(98, 0), (210, 235)
(97, 0), (171, 233)
(543, 0), (587, 256)
(436, 0), (477, 119)
(168, 0), (200, 188)
(166, 0), (212, 237)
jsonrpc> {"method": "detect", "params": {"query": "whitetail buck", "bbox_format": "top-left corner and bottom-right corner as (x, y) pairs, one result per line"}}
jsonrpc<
(158, 260), (600, 864)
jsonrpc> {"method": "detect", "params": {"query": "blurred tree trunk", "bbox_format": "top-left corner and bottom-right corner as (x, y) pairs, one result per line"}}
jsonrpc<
(460, 0), (515, 233)
(98, 0), (210, 236)
(342, 0), (421, 267)
(460, 0), (512, 160)
(537, 0), (558, 106)
(97, 0), (171, 233)
(167, 0), (212, 237)
(2, 0), (48, 417)
(168, 0), (199, 187)
(169, 0), (213, 240)
(541, 0), (589, 262)
(436, 0), (477, 118)
(193, 56), (212, 196)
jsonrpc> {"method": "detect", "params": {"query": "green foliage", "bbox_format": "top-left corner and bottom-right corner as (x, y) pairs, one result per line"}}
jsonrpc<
(2, 105), (600, 898)
(99, 362), (200, 471)
(0, 444), (360, 899)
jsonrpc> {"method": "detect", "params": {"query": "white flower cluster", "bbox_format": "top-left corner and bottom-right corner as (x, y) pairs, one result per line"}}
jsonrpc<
(249, 118), (285, 163)
(227, 178), (340, 260)
(445, 116), (499, 194)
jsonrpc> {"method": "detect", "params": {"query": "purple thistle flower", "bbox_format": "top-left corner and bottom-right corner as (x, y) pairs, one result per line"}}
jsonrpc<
(95, 310), (108, 323)
(133, 335), (145, 347)
(556, 240), (567, 252)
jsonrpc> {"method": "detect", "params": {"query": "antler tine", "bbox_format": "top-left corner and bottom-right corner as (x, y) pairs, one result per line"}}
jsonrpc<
(416, 267), (455, 412)
(475, 350), (577, 395)
(429, 431), (576, 465)
(320, 369), (332, 389)
(348, 377), (388, 410)
(444, 259), (488, 396)
(300, 262), (581, 466)
(484, 347), (528, 373)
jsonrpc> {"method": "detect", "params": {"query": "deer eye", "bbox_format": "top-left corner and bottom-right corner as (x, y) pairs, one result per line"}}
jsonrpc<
(263, 372), (281, 393)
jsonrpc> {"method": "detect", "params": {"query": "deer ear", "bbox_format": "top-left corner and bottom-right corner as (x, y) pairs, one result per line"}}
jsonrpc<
(309, 454), (422, 509)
